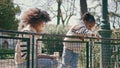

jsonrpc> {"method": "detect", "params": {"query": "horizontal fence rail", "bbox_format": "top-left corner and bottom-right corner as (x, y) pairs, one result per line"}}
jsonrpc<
(0, 35), (30, 68)
(0, 30), (120, 68)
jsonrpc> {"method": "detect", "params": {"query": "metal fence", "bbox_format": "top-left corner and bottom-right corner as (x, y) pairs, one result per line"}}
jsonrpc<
(0, 36), (30, 68)
(0, 30), (120, 68)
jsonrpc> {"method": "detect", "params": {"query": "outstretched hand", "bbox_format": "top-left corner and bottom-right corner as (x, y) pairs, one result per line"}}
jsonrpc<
(78, 34), (84, 41)
(92, 34), (101, 41)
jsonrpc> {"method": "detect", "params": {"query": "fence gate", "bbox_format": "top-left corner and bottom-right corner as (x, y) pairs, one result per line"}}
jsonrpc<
(0, 35), (30, 68)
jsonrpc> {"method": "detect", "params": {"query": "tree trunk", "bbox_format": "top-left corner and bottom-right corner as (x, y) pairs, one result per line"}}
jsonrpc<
(57, 0), (62, 25)
(80, 0), (88, 17)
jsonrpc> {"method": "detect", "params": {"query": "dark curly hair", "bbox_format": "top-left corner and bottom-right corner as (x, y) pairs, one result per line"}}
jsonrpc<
(21, 8), (51, 25)
(82, 12), (95, 22)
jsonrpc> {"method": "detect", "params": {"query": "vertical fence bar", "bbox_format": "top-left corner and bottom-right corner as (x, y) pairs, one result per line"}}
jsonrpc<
(27, 38), (30, 68)
(32, 35), (34, 68)
(36, 40), (38, 68)
(86, 42), (89, 68)
(118, 46), (120, 68)
(116, 32), (120, 68)
(89, 39), (93, 68)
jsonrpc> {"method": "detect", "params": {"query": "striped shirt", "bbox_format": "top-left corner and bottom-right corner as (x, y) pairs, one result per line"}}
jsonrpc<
(63, 21), (94, 53)
(15, 25), (42, 64)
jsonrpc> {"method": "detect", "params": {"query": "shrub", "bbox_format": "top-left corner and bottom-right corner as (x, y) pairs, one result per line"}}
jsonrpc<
(42, 24), (69, 56)
(0, 48), (15, 59)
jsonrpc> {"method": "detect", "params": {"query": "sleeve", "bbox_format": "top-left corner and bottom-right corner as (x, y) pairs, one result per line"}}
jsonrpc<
(71, 25), (93, 36)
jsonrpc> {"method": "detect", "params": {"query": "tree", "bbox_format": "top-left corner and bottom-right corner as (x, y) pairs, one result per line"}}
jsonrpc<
(109, 0), (120, 29)
(14, 0), (77, 26)
(56, 0), (77, 25)
(80, 0), (88, 16)
(0, 0), (20, 30)
(56, 0), (61, 25)
(46, 0), (77, 25)
(79, 0), (89, 67)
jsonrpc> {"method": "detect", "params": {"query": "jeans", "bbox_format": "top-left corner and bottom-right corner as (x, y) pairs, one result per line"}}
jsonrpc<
(16, 59), (58, 68)
(38, 59), (58, 68)
(58, 48), (79, 68)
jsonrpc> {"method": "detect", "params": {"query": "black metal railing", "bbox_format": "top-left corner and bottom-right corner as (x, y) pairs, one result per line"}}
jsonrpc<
(0, 30), (120, 68)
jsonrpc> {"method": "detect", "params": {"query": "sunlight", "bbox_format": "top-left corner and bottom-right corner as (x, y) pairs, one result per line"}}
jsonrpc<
(14, 0), (37, 7)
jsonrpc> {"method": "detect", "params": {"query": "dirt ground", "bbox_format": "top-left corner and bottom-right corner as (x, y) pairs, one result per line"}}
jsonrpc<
(0, 59), (16, 68)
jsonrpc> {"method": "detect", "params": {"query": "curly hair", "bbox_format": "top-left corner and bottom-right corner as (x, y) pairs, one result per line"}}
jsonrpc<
(82, 12), (95, 22)
(21, 8), (51, 25)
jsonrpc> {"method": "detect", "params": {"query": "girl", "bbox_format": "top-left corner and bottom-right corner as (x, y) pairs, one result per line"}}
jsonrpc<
(15, 8), (58, 68)
(59, 12), (100, 68)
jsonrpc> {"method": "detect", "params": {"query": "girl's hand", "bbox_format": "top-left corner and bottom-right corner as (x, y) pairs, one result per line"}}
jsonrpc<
(92, 34), (101, 41)
(96, 35), (101, 41)
(78, 34), (84, 41)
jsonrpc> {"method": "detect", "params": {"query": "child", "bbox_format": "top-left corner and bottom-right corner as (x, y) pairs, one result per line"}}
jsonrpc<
(59, 12), (100, 68)
(15, 8), (58, 68)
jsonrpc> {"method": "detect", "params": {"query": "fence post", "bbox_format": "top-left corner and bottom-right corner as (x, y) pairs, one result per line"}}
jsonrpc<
(27, 38), (30, 68)
(99, 0), (112, 67)
(86, 42), (89, 68)
(89, 39), (93, 68)
(32, 35), (35, 68)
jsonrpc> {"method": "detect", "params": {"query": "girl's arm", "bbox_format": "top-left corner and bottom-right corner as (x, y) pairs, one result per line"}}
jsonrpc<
(72, 26), (93, 36)
(71, 26), (101, 40)
(38, 54), (56, 59)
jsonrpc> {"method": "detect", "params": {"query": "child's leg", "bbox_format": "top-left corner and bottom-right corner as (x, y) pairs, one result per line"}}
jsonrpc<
(60, 48), (79, 68)
(69, 52), (79, 68)
(37, 58), (58, 68)
(37, 59), (52, 68)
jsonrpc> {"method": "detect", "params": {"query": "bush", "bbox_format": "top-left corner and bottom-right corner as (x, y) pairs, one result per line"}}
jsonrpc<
(0, 48), (15, 59)
(42, 24), (69, 56)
